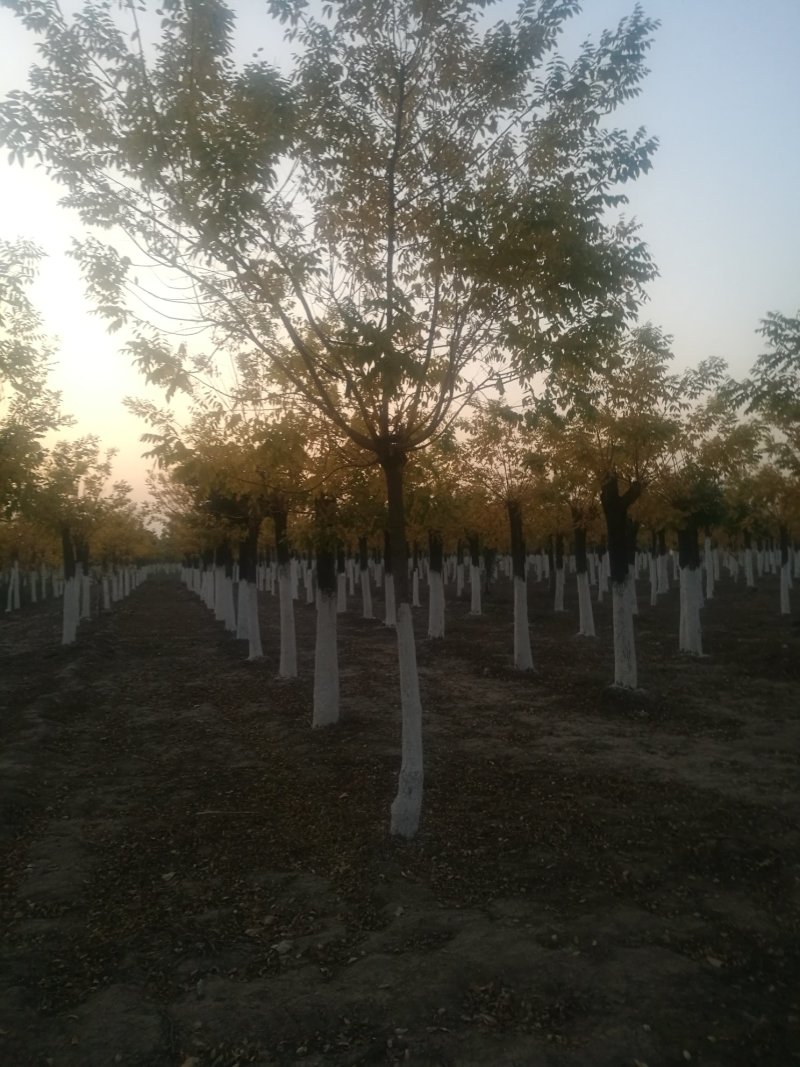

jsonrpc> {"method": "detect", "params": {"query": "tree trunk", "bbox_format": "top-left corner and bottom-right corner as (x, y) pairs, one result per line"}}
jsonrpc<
(779, 524), (791, 616)
(61, 526), (79, 645)
(574, 526), (596, 637)
(427, 530), (445, 639)
(507, 500), (533, 669)
(678, 523), (703, 655)
(601, 476), (641, 688)
(313, 496), (339, 726)
(358, 535), (373, 619)
(468, 533), (481, 615)
(273, 507), (297, 678)
(381, 452), (423, 840)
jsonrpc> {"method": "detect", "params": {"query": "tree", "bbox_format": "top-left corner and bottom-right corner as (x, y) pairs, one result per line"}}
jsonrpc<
(743, 311), (800, 476)
(465, 400), (537, 669)
(2, 0), (658, 836)
(0, 239), (70, 520)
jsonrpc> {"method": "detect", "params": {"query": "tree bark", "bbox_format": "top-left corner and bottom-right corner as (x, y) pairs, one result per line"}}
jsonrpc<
(381, 451), (423, 839)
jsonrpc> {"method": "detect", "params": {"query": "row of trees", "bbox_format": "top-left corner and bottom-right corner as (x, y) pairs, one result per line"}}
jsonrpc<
(1, 0), (797, 837)
(0, 238), (163, 627)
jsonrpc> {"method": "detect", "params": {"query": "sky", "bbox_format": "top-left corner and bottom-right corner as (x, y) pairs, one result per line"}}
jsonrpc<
(1, 0), (799, 502)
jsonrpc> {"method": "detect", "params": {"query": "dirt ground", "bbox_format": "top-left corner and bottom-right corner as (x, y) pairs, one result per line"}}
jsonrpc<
(1, 565), (798, 1066)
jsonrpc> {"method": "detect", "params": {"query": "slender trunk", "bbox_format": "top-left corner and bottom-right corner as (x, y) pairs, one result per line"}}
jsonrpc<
(382, 452), (423, 840)
(612, 572), (637, 687)
(468, 534), (481, 615)
(779, 524), (791, 616)
(273, 507), (297, 678)
(507, 500), (533, 669)
(239, 521), (263, 660)
(678, 524), (703, 655)
(358, 535), (373, 619)
(553, 533), (565, 613)
(601, 476), (641, 688)
(427, 531), (445, 639)
(313, 496), (339, 726)
(574, 528), (596, 637)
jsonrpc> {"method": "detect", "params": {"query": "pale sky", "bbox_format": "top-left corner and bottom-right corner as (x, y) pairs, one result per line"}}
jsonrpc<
(1, 0), (799, 501)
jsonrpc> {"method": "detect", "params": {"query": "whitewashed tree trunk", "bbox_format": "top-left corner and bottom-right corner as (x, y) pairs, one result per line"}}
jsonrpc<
(656, 552), (669, 594)
(679, 565), (703, 655)
(313, 591), (339, 726)
(80, 572), (92, 620)
(360, 565), (373, 619)
(469, 564), (481, 614)
(648, 554), (658, 607)
(611, 574), (637, 688)
(513, 575), (534, 669)
(62, 564), (81, 645)
(236, 579), (250, 639)
(222, 573), (237, 632)
(383, 573), (397, 627)
(780, 562), (791, 615)
(427, 569), (445, 639)
(576, 571), (596, 637)
(626, 565), (638, 617)
(336, 570), (347, 613)
(102, 575), (111, 611)
(278, 563), (297, 678)
(246, 582), (263, 660)
(456, 562), (464, 598)
(553, 566), (565, 612)
(390, 603), (424, 838)
(704, 536), (714, 600)
(412, 569), (421, 608)
(5, 563), (20, 612)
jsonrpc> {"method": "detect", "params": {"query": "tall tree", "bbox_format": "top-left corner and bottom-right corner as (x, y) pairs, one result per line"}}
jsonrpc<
(0, 239), (71, 521)
(1, 0), (658, 836)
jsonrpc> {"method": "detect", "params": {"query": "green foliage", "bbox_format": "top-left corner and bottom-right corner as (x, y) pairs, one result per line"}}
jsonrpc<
(743, 310), (800, 476)
(1, 0), (659, 462)
(0, 238), (71, 518)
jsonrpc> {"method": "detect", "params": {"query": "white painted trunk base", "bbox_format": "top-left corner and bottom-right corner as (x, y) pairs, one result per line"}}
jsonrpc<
(245, 582), (263, 659)
(553, 567), (565, 612)
(61, 575), (80, 645)
(390, 603), (424, 839)
(383, 574), (397, 627)
(427, 570), (445, 638)
(412, 570), (421, 608)
(576, 571), (596, 637)
(679, 566), (703, 655)
(469, 565), (481, 614)
(236, 580), (250, 640)
(360, 567), (373, 619)
(313, 592), (339, 726)
(278, 565), (298, 678)
(513, 575), (534, 669)
(612, 575), (637, 688)
(337, 572), (347, 613)
(780, 562), (791, 615)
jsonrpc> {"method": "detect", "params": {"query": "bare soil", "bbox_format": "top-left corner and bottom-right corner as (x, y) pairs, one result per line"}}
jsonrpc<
(1, 567), (798, 1066)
